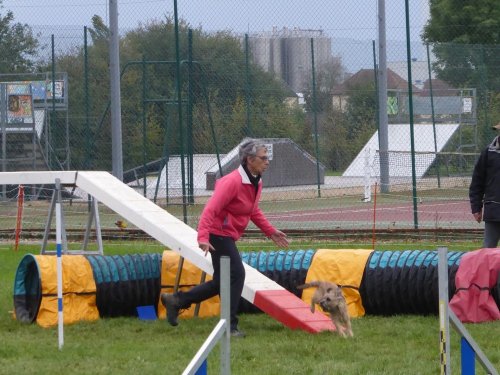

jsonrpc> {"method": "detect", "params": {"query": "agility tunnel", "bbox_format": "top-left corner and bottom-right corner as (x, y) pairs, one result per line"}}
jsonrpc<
(14, 253), (161, 327)
(13, 248), (500, 327)
(359, 250), (463, 315)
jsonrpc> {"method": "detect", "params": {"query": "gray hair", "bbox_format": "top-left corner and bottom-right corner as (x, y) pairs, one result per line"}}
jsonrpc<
(239, 138), (267, 165)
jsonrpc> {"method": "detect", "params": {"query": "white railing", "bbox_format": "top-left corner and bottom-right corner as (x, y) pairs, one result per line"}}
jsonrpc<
(182, 256), (231, 375)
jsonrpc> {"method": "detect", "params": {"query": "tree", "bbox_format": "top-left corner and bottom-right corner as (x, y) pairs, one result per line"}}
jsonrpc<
(303, 57), (344, 113)
(422, 0), (500, 90)
(0, 1), (39, 73)
(53, 15), (306, 170)
(344, 83), (377, 141)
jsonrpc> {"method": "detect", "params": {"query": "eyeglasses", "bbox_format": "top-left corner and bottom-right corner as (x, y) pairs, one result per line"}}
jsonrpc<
(254, 155), (269, 161)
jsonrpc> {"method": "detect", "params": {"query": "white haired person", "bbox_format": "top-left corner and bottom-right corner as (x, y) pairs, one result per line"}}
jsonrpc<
(469, 122), (500, 248)
(161, 139), (289, 337)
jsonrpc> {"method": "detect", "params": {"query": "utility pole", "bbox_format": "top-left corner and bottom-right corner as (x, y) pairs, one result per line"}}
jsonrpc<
(109, 0), (123, 180)
(377, 0), (390, 193)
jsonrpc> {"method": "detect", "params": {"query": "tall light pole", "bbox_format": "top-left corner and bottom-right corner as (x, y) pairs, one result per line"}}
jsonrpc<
(377, 0), (390, 193)
(109, 0), (123, 180)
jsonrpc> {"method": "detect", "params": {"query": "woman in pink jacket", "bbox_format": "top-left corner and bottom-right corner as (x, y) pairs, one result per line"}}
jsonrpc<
(161, 139), (289, 337)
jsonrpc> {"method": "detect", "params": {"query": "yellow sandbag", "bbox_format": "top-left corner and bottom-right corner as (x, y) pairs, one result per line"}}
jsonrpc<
(35, 255), (99, 327)
(158, 251), (220, 320)
(302, 249), (373, 318)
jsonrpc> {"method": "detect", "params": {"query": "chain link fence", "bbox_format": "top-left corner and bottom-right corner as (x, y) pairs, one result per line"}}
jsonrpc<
(1, 0), (499, 241)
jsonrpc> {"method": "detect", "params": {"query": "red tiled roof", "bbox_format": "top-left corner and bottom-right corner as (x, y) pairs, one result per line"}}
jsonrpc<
(332, 68), (418, 95)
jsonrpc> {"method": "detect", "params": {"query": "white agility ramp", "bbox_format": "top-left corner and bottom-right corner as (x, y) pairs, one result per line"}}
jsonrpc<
(1, 171), (333, 333)
(343, 123), (460, 177)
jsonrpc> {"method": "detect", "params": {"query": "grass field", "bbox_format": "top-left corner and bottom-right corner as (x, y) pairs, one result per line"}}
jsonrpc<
(1, 240), (499, 374)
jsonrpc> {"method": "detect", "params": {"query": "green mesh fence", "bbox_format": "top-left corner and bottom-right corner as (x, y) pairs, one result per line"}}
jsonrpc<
(0, 0), (499, 240)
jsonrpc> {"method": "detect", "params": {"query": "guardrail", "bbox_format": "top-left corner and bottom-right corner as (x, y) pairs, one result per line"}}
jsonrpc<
(182, 256), (231, 375)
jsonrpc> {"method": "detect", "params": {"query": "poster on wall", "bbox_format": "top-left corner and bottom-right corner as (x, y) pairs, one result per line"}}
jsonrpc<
(4, 80), (65, 102)
(45, 80), (64, 100)
(462, 97), (473, 113)
(6, 84), (34, 125)
(30, 81), (47, 101)
(6, 83), (30, 95)
(7, 94), (34, 124)
(265, 143), (274, 160)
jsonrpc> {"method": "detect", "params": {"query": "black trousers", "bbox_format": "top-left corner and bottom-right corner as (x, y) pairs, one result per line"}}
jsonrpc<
(176, 234), (245, 330)
(484, 221), (500, 248)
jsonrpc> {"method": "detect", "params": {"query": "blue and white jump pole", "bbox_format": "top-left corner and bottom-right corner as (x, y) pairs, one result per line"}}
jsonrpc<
(55, 179), (64, 349)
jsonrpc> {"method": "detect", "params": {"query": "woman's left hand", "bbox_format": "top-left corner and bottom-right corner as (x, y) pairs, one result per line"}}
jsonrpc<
(270, 230), (290, 248)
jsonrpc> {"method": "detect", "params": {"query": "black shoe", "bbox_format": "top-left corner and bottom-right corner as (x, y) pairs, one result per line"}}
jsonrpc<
(161, 293), (180, 326)
(230, 329), (246, 338)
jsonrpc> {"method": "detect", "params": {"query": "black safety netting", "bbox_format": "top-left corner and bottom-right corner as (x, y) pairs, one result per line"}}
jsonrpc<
(359, 250), (464, 315)
(86, 253), (162, 318)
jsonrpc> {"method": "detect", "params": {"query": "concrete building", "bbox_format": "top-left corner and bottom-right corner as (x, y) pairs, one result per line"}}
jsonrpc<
(246, 27), (333, 92)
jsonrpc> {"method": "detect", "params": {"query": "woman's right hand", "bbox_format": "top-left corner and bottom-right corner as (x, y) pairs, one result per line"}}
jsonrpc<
(199, 242), (215, 256)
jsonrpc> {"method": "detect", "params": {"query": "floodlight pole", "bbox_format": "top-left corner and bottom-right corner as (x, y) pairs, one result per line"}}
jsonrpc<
(109, 0), (123, 180)
(377, 0), (390, 194)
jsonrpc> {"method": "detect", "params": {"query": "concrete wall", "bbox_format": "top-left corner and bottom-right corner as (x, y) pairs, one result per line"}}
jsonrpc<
(206, 138), (325, 190)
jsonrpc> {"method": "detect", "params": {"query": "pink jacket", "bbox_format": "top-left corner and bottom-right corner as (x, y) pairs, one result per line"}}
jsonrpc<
(449, 248), (500, 323)
(197, 166), (276, 243)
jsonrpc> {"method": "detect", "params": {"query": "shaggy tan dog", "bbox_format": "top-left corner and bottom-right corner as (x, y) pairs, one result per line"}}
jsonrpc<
(297, 280), (353, 337)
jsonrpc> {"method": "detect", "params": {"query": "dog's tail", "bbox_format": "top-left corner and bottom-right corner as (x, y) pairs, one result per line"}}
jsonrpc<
(296, 281), (322, 290)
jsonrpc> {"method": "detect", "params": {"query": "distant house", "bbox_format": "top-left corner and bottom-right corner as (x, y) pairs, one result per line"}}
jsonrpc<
(387, 60), (431, 90)
(276, 81), (306, 111)
(281, 84), (301, 109)
(418, 78), (456, 97)
(331, 68), (418, 112)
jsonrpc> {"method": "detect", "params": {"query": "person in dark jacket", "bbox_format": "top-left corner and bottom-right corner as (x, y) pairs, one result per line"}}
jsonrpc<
(469, 122), (500, 248)
(161, 139), (289, 338)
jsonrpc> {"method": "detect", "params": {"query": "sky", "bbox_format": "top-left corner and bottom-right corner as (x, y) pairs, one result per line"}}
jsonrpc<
(3, 0), (431, 73)
(4, 0), (430, 41)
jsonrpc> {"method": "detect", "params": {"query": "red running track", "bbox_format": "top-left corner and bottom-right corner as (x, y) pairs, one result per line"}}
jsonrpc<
(266, 200), (472, 224)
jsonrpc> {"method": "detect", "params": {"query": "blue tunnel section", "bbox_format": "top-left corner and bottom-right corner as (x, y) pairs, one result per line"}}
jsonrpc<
(13, 254), (41, 323)
(359, 250), (464, 315)
(86, 253), (162, 317)
(241, 249), (316, 297)
(238, 249), (316, 313)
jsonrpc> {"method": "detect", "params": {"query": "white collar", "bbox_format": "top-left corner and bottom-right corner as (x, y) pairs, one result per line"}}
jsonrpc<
(238, 165), (261, 185)
(238, 165), (251, 184)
